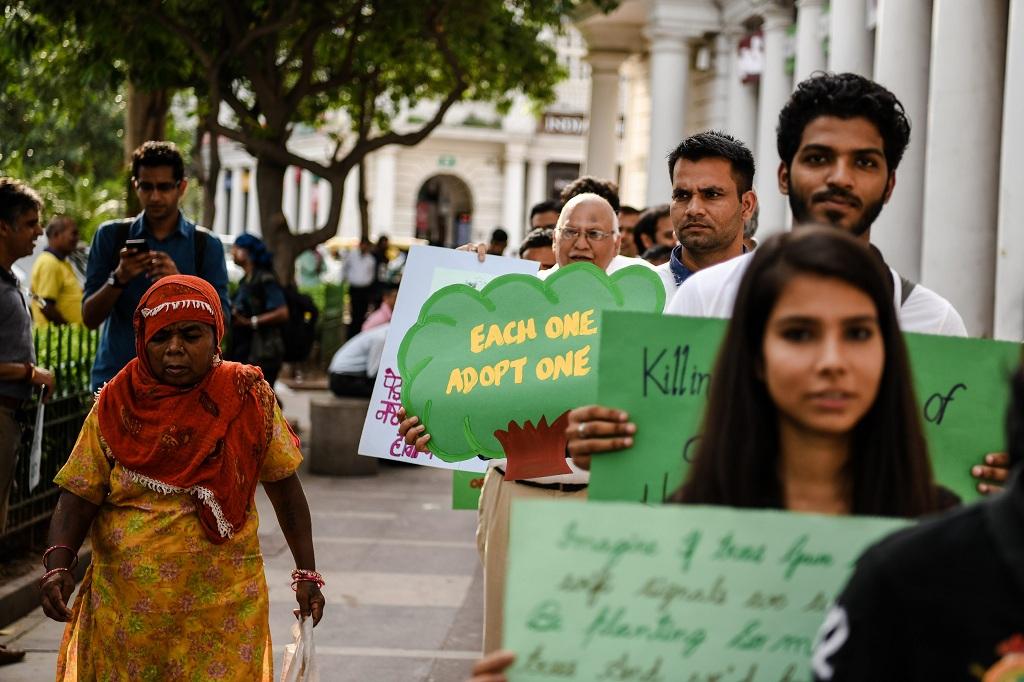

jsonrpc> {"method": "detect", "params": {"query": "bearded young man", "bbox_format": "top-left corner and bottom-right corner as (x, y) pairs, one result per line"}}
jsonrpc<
(666, 72), (965, 337)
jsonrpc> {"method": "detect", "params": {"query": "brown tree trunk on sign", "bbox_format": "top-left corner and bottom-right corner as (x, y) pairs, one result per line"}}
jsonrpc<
(123, 82), (172, 215)
(358, 159), (370, 240)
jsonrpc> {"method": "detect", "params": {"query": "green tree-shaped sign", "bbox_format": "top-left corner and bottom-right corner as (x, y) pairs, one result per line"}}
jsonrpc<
(399, 263), (665, 480)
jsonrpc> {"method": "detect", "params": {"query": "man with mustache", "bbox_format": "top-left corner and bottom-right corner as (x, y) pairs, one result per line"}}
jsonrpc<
(657, 130), (758, 297)
(666, 72), (965, 337)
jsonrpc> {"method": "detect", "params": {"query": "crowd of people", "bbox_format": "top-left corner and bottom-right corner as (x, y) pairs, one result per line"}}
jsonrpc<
(0, 68), (1020, 679)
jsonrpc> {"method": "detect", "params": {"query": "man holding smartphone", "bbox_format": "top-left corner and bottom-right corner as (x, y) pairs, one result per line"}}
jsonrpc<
(83, 141), (229, 391)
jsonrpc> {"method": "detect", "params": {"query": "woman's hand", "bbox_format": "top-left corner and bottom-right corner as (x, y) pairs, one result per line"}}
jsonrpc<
(468, 650), (516, 682)
(39, 571), (75, 622)
(294, 581), (325, 626)
(397, 407), (432, 452)
(456, 243), (489, 263)
(565, 405), (636, 471)
(972, 452), (1011, 495)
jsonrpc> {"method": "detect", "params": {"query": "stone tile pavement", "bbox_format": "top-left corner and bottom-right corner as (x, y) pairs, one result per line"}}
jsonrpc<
(0, 438), (484, 681)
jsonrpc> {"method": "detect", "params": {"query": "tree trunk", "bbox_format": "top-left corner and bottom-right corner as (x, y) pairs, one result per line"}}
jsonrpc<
(255, 157), (296, 285)
(358, 159), (370, 240)
(193, 124), (219, 229)
(124, 82), (172, 215)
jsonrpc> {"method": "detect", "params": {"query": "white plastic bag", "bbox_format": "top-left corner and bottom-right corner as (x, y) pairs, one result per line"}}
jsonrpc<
(280, 617), (319, 682)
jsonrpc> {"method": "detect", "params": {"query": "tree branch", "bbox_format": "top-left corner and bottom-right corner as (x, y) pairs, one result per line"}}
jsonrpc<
(210, 120), (331, 178)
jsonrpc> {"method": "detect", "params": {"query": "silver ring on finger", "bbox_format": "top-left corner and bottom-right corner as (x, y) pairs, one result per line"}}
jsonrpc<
(578, 422), (587, 439)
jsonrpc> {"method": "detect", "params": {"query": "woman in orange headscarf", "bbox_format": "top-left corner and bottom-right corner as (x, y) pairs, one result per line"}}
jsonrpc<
(39, 275), (324, 681)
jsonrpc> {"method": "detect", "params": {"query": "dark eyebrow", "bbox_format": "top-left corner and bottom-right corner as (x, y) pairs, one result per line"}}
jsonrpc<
(801, 143), (885, 158)
(178, 323), (205, 333)
(841, 315), (879, 325)
(698, 185), (728, 194)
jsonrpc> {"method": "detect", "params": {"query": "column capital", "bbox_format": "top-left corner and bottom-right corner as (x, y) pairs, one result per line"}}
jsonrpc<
(585, 48), (631, 74)
(761, 7), (794, 33)
(643, 25), (698, 54)
(504, 141), (528, 163)
(796, 0), (825, 8)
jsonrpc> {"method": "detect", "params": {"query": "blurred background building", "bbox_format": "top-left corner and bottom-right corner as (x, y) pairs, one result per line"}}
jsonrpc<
(209, 0), (1022, 340)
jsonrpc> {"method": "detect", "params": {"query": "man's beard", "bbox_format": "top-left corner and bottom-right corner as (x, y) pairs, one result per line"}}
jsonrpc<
(787, 180), (885, 237)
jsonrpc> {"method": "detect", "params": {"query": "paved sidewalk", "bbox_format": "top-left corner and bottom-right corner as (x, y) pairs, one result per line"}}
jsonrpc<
(0, 459), (484, 681)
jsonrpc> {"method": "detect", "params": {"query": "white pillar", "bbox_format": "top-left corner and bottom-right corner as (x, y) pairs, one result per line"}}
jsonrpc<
(585, 50), (627, 181)
(502, 143), (527, 247)
(282, 167), (298, 231)
(619, 56), (650, 208)
(298, 170), (314, 233)
(372, 147), (397, 234)
(921, 0), (1008, 337)
(229, 167), (245, 236)
(213, 168), (228, 234)
(245, 166), (260, 235)
(316, 177), (330, 230)
(645, 27), (691, 206)
(794, 0), (826, 84)
(526, 156), (547, 216)
(828, 0), (874, 76)
(995, 0), (1024, 341)
(754, 10), (793, 236)
(724, 27), (758, 152)
(340, 166), (360, 239)
(708, 32), (733, 131)
(870, 0), (932, 281)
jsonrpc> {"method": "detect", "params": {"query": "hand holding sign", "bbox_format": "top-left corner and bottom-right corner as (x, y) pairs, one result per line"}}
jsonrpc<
(398, 263), (664, 480)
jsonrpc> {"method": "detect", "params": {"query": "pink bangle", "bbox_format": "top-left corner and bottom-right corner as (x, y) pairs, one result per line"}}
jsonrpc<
(39, 566), (71, 588)
(290, 568), (325, 591)
(42, 545), (78, 571)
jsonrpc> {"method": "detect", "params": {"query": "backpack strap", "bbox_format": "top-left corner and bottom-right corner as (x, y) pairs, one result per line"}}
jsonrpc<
(899, 274), (917, 307)
(193, 225), (211, 274)
(112, 218), (134, 255)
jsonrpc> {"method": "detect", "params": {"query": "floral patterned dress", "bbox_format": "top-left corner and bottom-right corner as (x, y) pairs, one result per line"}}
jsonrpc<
(54, 401), (302, 681)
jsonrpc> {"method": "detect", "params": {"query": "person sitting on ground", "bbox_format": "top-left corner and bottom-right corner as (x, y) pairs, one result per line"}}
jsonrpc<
(470, 226), (960, 680)
(328, 323), (389, 398)
(229, 233), (289, 387)
(39, 275), (323, 680)
(517, 227), (556, 270)
(813, 368), (1024, 679)
(362, 280), (399, 332)
(30, 215), (83, 327)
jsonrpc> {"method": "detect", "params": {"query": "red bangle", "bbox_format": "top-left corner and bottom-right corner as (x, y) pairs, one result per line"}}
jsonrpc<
(39, 567), (71, 588)
(42, 545), (78, 571)
(290, 568), (325, 591)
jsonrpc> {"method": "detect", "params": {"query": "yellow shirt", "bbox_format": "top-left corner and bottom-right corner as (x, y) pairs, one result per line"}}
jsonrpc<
(30, 250), (83, 326)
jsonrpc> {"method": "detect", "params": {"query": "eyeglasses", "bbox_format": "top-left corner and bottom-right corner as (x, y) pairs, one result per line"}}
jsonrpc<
(136, 181), (181, 193)
(558, 227), (615, 242)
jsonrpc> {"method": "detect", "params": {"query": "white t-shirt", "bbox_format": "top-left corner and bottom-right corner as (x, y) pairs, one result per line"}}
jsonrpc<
(328, 324), (389, 376)
(665, 252), (968, 337)
(342, 250), (377, 287)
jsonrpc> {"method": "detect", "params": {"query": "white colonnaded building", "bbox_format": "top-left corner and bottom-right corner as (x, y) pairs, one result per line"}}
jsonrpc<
(209, 0), (1022, 341)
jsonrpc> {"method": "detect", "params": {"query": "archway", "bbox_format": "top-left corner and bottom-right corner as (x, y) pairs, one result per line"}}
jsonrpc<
(415, 174), (473, 247)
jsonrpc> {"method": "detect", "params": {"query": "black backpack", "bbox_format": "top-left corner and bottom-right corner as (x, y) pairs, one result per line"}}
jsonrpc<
(280, 286), (318, 363)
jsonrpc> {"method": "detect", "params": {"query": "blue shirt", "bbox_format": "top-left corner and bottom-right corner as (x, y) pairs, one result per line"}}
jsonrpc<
(667, 245), (695, 286)
(84, 212), (229, 390)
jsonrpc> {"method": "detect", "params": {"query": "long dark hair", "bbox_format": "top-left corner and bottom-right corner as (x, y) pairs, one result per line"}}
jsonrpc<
(676, 227), (938, 517)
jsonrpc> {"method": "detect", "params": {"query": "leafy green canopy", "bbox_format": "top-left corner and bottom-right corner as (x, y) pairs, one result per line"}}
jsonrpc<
(399, 263), (665, 463)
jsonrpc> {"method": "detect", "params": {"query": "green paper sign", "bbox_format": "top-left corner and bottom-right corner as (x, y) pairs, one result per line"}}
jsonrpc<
(905, 332), (1022, 500)
(453, 470), (486, 510)
(588, 312), (726, 503)
(399, 263), (665, 481)
(504, 499), (907, 680)
(589, 311), (1022, 503)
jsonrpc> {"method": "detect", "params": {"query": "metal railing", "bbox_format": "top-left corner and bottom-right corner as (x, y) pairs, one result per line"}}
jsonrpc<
(1, 324), (97, 546)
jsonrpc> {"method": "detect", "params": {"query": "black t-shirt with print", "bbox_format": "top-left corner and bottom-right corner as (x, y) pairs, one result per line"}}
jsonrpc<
(814, 477), (1024, 680)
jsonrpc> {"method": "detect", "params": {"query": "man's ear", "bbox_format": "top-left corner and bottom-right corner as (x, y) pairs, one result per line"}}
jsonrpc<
(741, 190), (758, 223)
(883, 172), (896, 204)
(777, 162), (789, 195)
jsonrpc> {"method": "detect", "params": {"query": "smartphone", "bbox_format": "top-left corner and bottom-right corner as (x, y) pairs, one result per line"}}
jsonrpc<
(125, 238), (149, 254)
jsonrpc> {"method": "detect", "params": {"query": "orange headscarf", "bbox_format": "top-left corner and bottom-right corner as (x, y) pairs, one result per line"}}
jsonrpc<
(96, 275), (279, 544)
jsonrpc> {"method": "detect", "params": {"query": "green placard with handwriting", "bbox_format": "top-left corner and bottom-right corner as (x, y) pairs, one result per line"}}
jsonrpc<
(504, 499), (907, 681)
(589, 311), (1021, 503)
(587, 312), (726, 503)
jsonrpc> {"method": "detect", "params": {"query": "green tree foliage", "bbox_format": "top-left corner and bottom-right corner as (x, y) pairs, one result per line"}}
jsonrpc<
(0, 4), (127, 209)
(14, 0), (615, 281)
